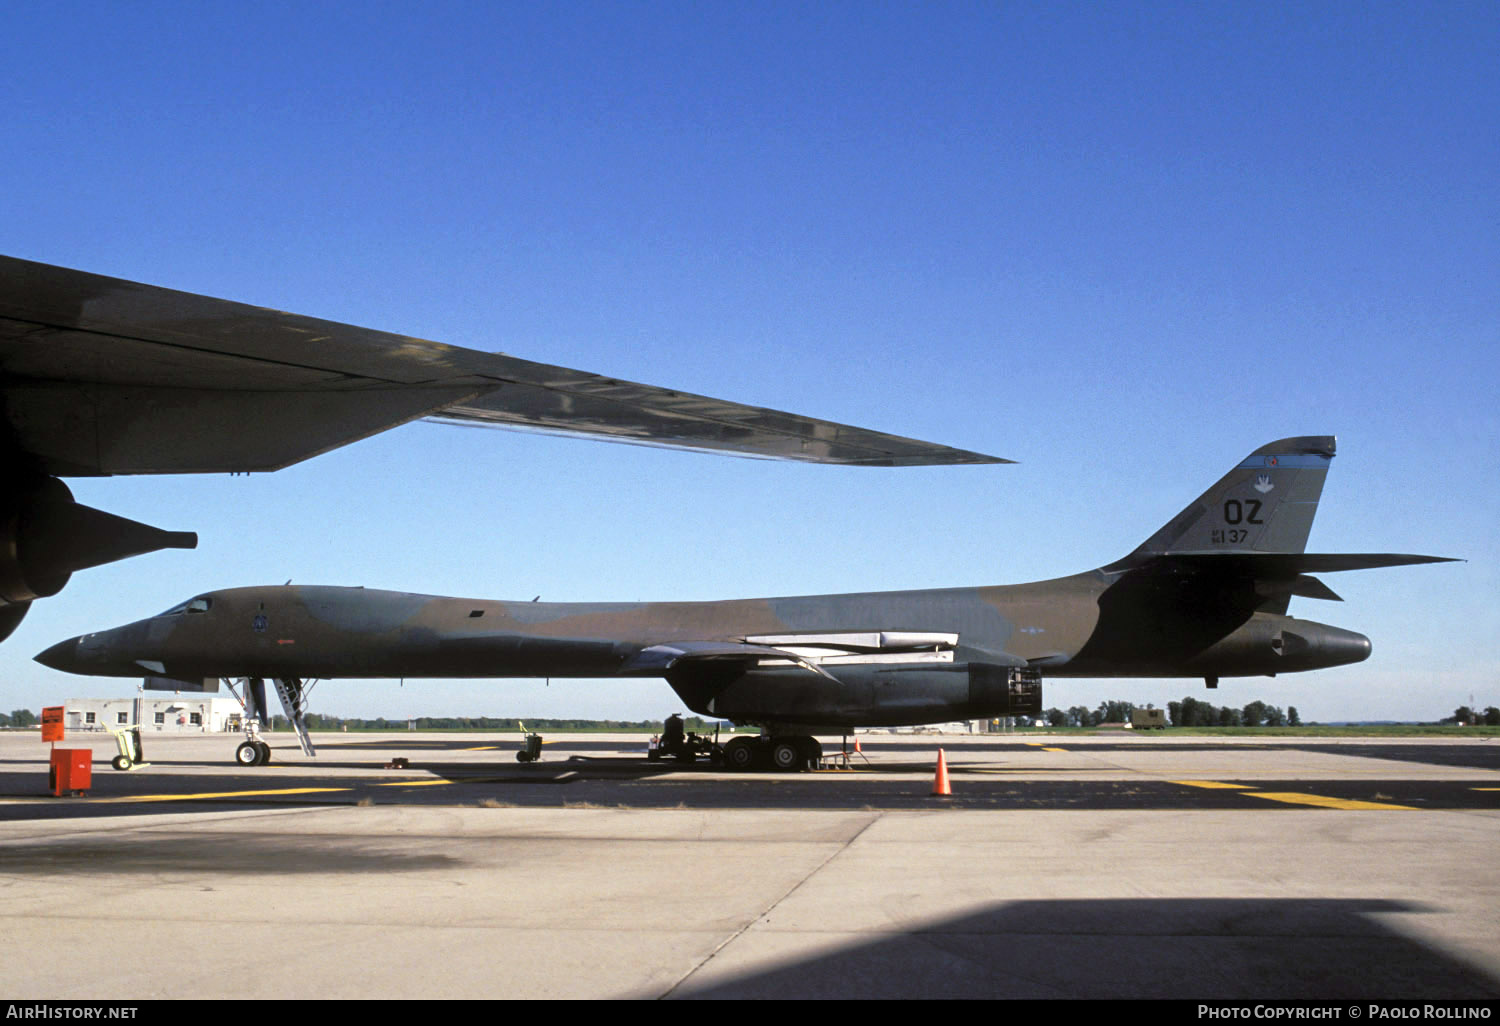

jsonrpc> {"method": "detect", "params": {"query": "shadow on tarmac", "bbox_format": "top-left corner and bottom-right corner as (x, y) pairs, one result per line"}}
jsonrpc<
(673, 897), (1500, 999)
(0, 832), (462, 875)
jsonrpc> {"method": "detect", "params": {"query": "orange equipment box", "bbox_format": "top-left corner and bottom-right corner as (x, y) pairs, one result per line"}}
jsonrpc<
(49, 748), (92, 796)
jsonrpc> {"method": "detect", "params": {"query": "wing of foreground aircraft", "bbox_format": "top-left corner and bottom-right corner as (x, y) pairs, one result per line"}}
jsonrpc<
(0, 255), (1004, 641)
(37, 436), (1456, 772)
(0, 255), (1006, 475)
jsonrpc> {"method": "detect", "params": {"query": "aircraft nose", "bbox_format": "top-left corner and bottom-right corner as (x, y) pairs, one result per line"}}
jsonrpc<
(35, 636), (84, 673)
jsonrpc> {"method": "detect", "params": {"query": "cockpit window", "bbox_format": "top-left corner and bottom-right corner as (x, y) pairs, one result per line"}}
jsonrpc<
(159, 597), (213, 616)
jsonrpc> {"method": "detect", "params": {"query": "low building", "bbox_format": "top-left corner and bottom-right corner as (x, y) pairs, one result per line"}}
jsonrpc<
(63, 696), (243, 734)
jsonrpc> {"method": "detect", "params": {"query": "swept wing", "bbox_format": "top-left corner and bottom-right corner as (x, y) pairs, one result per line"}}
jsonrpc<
(0, 255), (1007, 474)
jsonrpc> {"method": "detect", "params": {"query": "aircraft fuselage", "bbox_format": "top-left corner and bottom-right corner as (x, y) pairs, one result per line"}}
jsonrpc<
(37, 578), (1371, 729)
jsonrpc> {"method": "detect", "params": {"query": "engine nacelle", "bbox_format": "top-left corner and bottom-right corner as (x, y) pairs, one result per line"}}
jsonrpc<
(1183, 613), (1372, 675)
(0, 477), (76, 603)
(668, 660), (1043, 730)
(0, 476), (197, 609)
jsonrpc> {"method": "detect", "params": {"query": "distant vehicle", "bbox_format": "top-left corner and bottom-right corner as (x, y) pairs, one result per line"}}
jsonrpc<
(1131, 709), (1167, 730)
(38, 437), (1454, 771)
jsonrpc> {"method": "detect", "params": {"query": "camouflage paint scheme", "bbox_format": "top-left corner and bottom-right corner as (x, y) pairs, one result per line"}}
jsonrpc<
(38, 437), (1453, 735)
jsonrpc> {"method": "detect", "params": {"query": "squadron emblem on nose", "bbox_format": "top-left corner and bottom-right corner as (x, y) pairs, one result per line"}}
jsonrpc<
(252, 614), (268, 633)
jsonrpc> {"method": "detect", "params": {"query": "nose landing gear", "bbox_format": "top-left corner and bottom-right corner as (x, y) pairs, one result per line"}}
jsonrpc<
(223, 676), (318, 767)
(235, 739), (272, 767)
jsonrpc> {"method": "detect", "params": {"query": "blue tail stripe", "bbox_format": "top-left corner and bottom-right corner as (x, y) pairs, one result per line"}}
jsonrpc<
(1236, 453), (1333, 470)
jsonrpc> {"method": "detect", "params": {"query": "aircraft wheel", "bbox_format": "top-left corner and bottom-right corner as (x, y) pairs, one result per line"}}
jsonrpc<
(235, 742), (261, 767)
(648, 749), (661, 761)
(255, 742), (271, 765)
(769, 739), (803, 772)
(112, 755), (132, 771)
(723, 737), (758, 772)
(799, 737), (823, 770)
(516, 751), (531, 763)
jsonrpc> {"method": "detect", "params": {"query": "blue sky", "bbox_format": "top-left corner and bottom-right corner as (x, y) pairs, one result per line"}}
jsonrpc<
(2, 2), (1495, 723)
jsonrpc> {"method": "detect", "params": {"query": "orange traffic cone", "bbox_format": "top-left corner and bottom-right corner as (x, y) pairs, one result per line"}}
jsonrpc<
(932, 748), (952, 796)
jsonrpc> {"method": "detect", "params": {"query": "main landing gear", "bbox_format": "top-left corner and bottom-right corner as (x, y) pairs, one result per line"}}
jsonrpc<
(646, 714), (823, 772)
(721, 734), (822, 773)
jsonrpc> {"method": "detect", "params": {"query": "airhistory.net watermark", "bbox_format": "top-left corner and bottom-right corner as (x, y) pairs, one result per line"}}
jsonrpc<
(5, 1008), (138, 1020)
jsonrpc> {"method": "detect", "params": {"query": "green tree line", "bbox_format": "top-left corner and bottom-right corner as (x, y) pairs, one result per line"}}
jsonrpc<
(1440, 706), (1500, 726)
(1037, 698), (1305, 727)
(1040, 700), (1146, 727)
(1167, 696), (1300, 727)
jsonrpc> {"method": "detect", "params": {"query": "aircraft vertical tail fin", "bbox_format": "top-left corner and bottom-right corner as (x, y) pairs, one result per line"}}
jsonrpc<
(1110, 436), (1336, 568)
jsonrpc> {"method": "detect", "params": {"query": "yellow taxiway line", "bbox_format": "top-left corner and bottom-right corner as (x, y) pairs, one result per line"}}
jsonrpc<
(1172, 779), (1415, 809)
(1171, 779), (1253, 789)
(1247, 791), (1416, 810)
(91, 787), (352, 803)
(376, 779), (455, 787)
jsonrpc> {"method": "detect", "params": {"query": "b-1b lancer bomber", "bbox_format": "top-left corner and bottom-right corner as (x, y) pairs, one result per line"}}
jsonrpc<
(38, 437), (1454, 770)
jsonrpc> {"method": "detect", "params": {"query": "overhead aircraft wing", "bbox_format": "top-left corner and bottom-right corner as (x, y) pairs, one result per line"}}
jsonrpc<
(0, 255), (1007, 475)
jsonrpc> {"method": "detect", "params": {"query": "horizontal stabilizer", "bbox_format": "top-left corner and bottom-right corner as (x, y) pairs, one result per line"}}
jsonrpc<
(1142, 552), (1461, 575)
(1115, 551), (1458, 614)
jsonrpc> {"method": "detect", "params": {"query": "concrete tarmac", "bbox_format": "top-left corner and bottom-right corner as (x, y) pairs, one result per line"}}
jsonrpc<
(2, 730), (1497, 1000)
